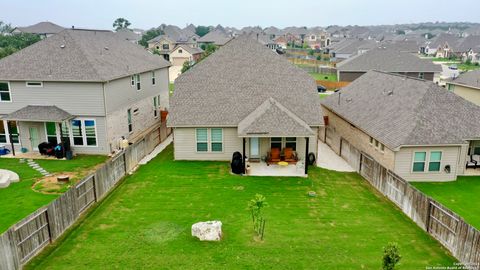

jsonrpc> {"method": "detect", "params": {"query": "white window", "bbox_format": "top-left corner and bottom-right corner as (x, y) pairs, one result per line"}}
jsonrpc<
(196, 128), (208, 152)
(285, 137), (297, 151)
(153, 96), (160, 118)
(428, 151), (442, 172)
(131, 76), (135, 86)
(178, 49), (183, 53)
(0, 82), (11, 102)
(418, 72), (425, 79)
(152, 71), (156, 85)
(127, 109), (133, 133)
(26, 81), (43, 87)
(0, 121), (19, 144)
(412, 152), (426, 172)
(271, 137), (282, 150)
(369, 137), (374, 145)
(210, 128), (223, 152)
(135, 74), (141, 90)
(45, 122), (59, 145)
(71, 119), (97, 146)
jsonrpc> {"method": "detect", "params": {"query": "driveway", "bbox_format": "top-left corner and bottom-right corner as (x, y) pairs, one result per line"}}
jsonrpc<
(316, 141), (355, 172)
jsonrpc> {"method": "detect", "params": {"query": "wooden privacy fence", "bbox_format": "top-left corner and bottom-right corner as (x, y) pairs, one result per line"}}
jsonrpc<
(359, 153), (480, 269)
(287, 57), (336, 67)
(0, 121), (171, 270)
(316, 80), (350, 89)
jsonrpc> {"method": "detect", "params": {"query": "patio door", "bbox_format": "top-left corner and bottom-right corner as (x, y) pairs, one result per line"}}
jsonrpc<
(250, 137), (260, 159)
(29, 127), (40, 151)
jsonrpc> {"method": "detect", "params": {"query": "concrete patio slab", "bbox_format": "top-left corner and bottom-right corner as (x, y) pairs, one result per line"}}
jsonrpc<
(316, 141), (355, 172)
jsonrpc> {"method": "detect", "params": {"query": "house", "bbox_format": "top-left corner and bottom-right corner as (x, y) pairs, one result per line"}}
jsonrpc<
(336, 47), (441, 82)
(197, 28), (232, 47)
(168, 35), (323, 176)
(274, 36), (288, 49)
(12, 21), (64, 38)
(321, 70), (480, 182)
(0, 29), (170, 155)
(327, 38), (377, 60)
(147, 25), (199, 61)
(115, 28), (142, 44)
(306, 28), (331, 49)
(446, 69), (480, 105)
(264, 26), (284, 40)
(168, 44), (203, 82)
(422, 33), (460, 57)
(457, 35), (480, 63)
(255, 33), (280, 51)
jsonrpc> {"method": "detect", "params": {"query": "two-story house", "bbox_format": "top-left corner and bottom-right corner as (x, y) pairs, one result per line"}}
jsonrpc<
(0, 29), (170, 155)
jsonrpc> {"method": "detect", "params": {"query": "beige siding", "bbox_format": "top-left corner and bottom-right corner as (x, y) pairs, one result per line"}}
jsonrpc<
(0, 81), (105, 116)
(394, 146), (463, 182)
(321, 107), (395, 170)
(173, 127), (319, 161)
(173, 127), (242, 161)
(449, 84), (480, 106)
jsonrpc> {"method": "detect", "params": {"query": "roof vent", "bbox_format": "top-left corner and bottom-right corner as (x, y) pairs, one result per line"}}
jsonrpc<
(104, 46), (109, 50)
(60, 44), (65, 49)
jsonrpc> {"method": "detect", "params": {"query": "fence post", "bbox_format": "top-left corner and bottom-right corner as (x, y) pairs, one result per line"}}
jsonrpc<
(426, 199), (432, 233)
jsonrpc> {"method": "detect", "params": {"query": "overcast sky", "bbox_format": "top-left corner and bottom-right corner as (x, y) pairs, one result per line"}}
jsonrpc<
(3, 0), (480, 30)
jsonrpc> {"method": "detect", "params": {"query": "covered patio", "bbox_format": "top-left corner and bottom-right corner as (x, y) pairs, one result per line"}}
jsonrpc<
(237, 98), (316, 177)
(1, 105), (74, 157)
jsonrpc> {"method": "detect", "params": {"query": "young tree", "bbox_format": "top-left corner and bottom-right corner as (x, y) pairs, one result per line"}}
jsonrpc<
(195, 26), (210, 37)
(181, 60), (192, 73)
(0, 33), (41, 59)
(139, 28), (164, 48)
(0, 21), (13, 34)
(382, 243), (401, 270)
(113, 18), (131, 30)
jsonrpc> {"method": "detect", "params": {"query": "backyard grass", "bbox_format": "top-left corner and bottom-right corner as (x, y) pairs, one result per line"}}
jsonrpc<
(0, 155), (107, 233)
(28, 145), (456, 269)
(319, 93), (330, 99)
(169, 83), (174, 96)
(412, 176), (480, 229)
(309, 72), (337, 81)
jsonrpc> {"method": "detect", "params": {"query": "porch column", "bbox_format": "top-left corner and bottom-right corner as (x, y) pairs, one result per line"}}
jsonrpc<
(8, 121), (16, 156)
(243, 138), (246, 174)
(304, 137), (309, 175)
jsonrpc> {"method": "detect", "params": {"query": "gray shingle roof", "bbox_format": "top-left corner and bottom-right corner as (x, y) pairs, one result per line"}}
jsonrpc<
(198, 29), (232, 46)
(172, 44), (203, 55)
(238, 98), (314, 137)
(115, 28), (141, 42)
(449, 69), (480, 89)
(14, 22), (64, 35)
(168, 35), (323, 128)
(337, 47), (441, 72)
(2, 105), (73, 122)
(322, 71), (480, 149)
(0, 29), (170, 82)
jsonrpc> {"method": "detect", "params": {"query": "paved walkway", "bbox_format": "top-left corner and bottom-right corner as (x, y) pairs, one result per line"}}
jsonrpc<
(138, 135), (173, 165)
(316, 141), (355, 172)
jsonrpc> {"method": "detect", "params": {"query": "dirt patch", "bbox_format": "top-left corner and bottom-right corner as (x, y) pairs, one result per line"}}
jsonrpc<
(32, 172), (80, 194)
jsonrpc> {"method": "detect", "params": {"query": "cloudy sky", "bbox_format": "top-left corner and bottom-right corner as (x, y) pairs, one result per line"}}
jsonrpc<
(3, 0), (480, 30)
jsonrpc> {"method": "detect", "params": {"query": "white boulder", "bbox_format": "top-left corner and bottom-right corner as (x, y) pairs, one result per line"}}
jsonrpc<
(191, 221), (222, 241)
(0, 169), (20, 188)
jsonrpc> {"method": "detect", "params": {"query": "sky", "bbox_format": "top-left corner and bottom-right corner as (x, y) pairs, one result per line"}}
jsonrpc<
(2, 0), (480, 30)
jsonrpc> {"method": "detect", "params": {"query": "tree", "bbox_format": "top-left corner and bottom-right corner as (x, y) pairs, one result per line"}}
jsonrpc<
(0, 33), (41, 59)
(181, 60), (193, 73)
(0, 21), (13, 35)
(395, 30), (406, 35)
(195, 26), (210, 37)
(139, 28), (164, 48)
(112, 18), (131, 31)
(382, 243), (401, 270)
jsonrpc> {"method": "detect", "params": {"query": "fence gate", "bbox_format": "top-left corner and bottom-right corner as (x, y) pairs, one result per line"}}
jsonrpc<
(76, 175), (96, 213)
(13, 209), (50, 263)
(428, 202), (459, 250)
(111, 154), (126, 184)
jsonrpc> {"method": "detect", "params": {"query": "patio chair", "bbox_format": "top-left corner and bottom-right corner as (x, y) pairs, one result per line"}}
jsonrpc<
(284, 148), (297, 163)
(473, 154), (480, 164)
(268, 148), (281, 163)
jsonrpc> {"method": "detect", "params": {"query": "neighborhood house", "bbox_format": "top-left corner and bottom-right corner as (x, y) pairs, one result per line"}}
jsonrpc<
(0, 29), (170, 156)
(168, 35), (323, 176)
(321, 70), (480, 181)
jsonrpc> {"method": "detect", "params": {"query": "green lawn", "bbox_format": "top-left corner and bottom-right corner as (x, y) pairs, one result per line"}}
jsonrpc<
(0, 155), (107, 232)
(319, 93), (331, 100)
(412, 176), (480, 229)
(28, 145), (456, 269)
(169, 83), (174, 96)
(309, 72), (337, 81)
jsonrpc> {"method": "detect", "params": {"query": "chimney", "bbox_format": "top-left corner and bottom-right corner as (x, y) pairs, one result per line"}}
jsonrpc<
(71, 26), (75, 29)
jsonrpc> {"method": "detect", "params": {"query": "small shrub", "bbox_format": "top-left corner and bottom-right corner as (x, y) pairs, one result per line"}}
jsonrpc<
(247, 194), (268, 239)
(382, 242), (401, 270)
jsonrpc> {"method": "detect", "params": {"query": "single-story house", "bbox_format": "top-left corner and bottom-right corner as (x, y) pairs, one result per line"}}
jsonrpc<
(321, 70), (480, 182)
(337, 47), (441, 82)
(0, 29), (170, 156)
(11, 21), (64, 38)
(168, 35), (323, 176)
(446, 69), (480, 106)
